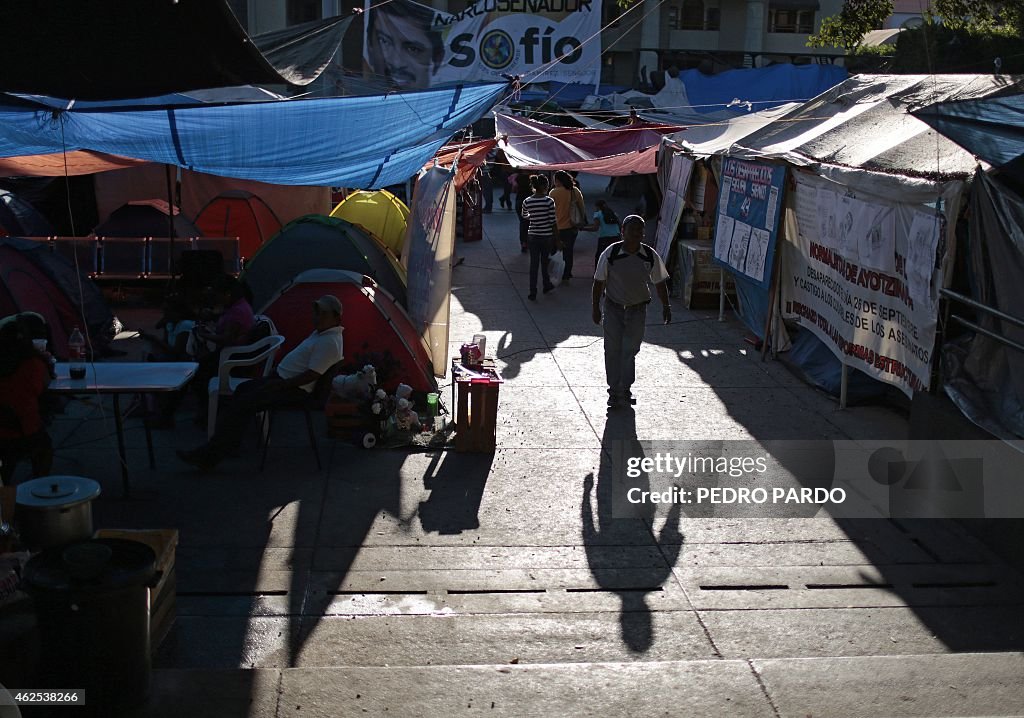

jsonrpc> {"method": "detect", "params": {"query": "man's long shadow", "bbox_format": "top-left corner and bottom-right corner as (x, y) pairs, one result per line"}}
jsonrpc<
(582, 407), (683, 653)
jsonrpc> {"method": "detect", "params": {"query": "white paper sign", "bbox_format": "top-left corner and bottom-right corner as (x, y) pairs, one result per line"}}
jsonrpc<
(729, 221), (752, 272)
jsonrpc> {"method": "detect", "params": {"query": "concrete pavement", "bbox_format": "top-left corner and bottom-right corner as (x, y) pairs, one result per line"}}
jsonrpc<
(30, 174), (1024, 716)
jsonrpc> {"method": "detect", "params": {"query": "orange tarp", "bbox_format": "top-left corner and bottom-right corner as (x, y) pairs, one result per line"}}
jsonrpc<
(0, 150), (148, 177)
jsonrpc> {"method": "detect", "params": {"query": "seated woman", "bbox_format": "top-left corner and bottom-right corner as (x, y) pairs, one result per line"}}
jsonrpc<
(0, 320), (53, 485)
(189, 276), (256, 422)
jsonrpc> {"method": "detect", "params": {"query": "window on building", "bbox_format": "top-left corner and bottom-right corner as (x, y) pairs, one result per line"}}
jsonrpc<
(768, 7), (816, 33)
(705, 2), (720, 30)
(605, 2), (624, 27)
(680, 0), (705, 29)
(288, 0), (321, 25)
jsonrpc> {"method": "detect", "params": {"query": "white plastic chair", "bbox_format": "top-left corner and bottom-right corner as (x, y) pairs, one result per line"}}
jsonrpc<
(206, 334), (285, 439)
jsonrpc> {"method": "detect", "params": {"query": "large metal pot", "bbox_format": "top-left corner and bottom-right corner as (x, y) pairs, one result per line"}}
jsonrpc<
(15, 476), (101, 550)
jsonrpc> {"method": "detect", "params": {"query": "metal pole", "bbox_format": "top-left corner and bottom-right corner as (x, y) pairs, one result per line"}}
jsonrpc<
(165, 164), (177, 278)
(718, 268), (725, 322)
(950, 314), (1024, 354)
(941, 288), (1024, 330)
(839, 362), (848, 409)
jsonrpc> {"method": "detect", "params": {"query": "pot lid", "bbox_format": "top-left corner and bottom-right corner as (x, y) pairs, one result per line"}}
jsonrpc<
(23, 538), (156, 592)
(16, 476), (101, 508)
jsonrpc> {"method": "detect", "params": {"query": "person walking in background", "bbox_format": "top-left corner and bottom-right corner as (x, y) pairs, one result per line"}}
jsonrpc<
(514, 171), (532, 253)
(591, 215), (671, 409)
(582, 199), (622, 266)
(480, 164), (493, 213)
(549, 170), (586, 282)
(521, 174), (557, 301)
(494, 147), (513, 210)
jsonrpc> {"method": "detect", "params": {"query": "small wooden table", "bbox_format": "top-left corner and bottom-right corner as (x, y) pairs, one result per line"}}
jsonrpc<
(49, 362), (198, 496)
(450, 359), (503, 453)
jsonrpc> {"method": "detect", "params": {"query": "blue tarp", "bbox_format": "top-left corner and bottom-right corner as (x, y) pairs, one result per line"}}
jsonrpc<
(0, 82), (510, 189)
(783, 327), (889, 403)
(680, 64), (847, 114)
(913, 92), (1024, 184)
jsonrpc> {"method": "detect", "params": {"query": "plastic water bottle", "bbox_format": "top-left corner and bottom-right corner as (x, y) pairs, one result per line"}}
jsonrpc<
(68, 327), (86, 380)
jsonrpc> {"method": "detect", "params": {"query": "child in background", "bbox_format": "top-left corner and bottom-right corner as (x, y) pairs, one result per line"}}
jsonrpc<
(582, 200), (622, 265)
(145, 295), (196, 362)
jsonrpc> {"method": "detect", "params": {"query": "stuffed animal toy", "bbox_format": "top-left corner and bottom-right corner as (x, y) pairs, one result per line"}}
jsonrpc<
(394, 398), (421, 432)
(331, 364), (377, 401)
(395, 383), (413, 401)
(370, 389), (388, 415)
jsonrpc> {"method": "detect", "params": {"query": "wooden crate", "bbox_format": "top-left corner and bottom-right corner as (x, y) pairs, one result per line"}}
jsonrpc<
(325, 397), (373, 439)
(94, 528), (178, 652)
(452, 359), (503, 453)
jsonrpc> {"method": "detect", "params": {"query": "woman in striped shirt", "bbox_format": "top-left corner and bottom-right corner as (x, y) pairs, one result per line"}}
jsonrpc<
(521, 174), (557, 300)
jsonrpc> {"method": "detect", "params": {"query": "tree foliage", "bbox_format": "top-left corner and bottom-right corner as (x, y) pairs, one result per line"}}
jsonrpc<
(807, 0), (893, 50)
(809, 0), (1024, 50)
(933, 0), (1024, 33)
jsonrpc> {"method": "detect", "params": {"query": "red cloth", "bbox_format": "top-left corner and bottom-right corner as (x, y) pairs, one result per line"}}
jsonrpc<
(0, 356), (48, 439)
(495, 114), (682, 176)
(426, 139), (497, 192)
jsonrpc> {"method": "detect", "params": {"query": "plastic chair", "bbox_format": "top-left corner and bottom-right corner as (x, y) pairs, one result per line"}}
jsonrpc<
(258, 360), (343, 472)
(206, 334), (284, 439)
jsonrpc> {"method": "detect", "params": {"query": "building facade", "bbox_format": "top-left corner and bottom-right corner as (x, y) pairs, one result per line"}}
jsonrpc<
(240, 0), (846, 90)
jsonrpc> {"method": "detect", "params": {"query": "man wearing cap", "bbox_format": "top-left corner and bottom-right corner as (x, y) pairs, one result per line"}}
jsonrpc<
(592, 215), (671, 409)
(177, 295), (344, 470)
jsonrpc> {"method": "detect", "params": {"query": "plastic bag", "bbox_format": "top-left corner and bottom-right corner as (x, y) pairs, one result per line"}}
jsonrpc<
(548, 255), (565, 285)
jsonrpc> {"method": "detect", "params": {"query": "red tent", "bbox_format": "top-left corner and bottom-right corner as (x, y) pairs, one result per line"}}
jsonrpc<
(194, 191), (282, 263)
(0, 238), (114, 357)
(259, 269), (434, 393)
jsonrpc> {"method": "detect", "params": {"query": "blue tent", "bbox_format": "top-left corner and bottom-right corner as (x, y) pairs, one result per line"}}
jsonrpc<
(0, 82), (511, 189)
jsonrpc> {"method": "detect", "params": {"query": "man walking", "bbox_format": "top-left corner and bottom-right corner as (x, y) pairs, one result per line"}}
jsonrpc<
(176, 295), (344, 470)
(591, 215), (671, 408)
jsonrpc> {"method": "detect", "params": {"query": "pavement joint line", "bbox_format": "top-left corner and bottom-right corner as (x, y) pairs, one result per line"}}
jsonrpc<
(746, 657), (783, 718)
(478, 213), (604, 450)
(658, 529), (725, 657)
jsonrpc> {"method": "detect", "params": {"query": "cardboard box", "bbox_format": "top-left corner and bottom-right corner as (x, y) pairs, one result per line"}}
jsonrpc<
(677, 239), (736, 309)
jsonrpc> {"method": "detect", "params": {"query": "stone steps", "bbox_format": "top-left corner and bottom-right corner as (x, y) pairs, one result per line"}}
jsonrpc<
(131, 652), (1024, 718)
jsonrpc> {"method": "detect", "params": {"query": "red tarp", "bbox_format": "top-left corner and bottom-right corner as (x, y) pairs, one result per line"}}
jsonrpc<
(427, 139), (497, 192)
(495, 114), (683, 176)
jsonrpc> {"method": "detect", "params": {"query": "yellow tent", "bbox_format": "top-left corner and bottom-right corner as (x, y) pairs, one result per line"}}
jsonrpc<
(329, 189), (410, 257)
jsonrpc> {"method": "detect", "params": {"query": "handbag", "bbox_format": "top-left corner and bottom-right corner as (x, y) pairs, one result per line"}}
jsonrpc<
(570, 199), (586, 228)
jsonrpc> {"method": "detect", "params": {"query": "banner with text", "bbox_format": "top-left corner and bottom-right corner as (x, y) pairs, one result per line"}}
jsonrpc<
(712, 158), (787, 289)
(363, 0), (601, 90)
(402, 165), (457, 377)
(780, 172), (945, 397)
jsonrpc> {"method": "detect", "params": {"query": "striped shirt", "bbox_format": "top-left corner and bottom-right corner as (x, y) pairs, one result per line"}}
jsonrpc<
(521, 194), (556, 236)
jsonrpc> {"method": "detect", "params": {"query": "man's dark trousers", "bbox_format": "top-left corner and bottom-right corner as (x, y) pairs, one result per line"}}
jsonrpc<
(205, 375), (309, 460)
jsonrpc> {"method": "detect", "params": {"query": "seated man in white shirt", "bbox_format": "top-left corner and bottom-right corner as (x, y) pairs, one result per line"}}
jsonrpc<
(176, 295), (344, 470)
